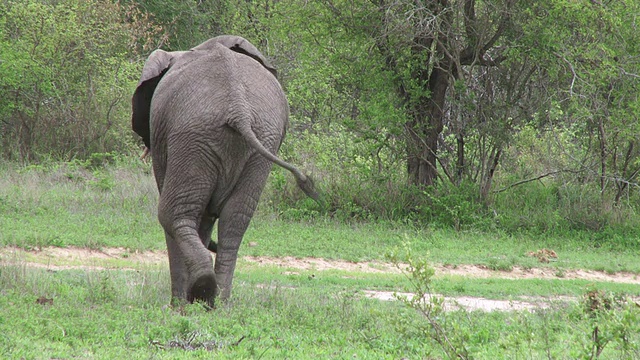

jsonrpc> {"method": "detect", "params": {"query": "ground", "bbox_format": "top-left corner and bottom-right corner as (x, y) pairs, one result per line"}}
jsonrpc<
(2, 246), (638, 312)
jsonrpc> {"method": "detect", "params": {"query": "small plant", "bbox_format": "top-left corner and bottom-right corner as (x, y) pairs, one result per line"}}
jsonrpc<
(86, 272), (117, 303)
(387, 243), (470, 359)
(578, 287), (640, 359)
(153, 330), (240, 351)
(89, 170), (115, 191)
(420, 182), (492, 231)
(84, 152), (116, 170)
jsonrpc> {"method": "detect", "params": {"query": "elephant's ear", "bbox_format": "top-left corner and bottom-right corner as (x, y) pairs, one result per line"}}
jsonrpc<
(195, 35), (278, 78)
(131, 49), (174, 148)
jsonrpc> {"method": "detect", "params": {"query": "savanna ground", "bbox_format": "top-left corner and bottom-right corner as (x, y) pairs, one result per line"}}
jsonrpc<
(1, 159), (640, 359)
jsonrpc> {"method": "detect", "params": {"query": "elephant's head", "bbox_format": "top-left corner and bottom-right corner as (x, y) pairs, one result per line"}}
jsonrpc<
(131, 35), (277, 148)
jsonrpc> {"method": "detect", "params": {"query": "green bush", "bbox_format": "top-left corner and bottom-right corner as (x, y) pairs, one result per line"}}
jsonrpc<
(263, 126), (492, 230)
(261, 121), (640, 245)
(0, 0), (163, 161)
(263, 126), (413, 223)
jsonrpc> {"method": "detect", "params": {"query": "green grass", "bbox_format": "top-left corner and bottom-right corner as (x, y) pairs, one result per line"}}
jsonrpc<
(431, 276), (640, 299)
(243, 221), (640, 273)
(1, 161), (639, 274)
(2, 159), (640, 291)
(1, 263), (639, 359)
(2, 159), (639, 301)
(237, 263), (640, 300)
(2, 160), (640, 358)
(0, 265), (429, 359)
(3, 248), (639, 301)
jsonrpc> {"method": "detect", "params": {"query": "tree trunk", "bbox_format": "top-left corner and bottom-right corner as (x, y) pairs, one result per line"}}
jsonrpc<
(456, 134), (465, 185)
(480, 147), (502, 200)
(614, 141), (637, 206)
(406, 67), (450, 187)
(597, 117), (607, 196)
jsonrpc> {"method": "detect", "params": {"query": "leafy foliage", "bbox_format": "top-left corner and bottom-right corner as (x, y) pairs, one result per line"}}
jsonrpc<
(0, 0), (165, 161)
(2, 0), (640, 235)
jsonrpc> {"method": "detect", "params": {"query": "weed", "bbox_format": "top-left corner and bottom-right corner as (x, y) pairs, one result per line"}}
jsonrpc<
(388, 244), (640, 359)
(86, 272), (116, 303)
(89, 171), (115, 191)
(578, 287), (640, 359)
(153, 330), (243, 351)
(387, 244), (470, 359)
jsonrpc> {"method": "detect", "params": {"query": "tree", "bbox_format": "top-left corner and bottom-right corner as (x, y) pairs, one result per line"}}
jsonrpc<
(131, 0), (232, 51)
(352, 0), (517, 187)
(0, 0), (165, 160)
(520, 0), (640, 205)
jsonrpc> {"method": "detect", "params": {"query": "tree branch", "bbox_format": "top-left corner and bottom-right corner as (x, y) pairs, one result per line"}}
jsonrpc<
(460, 0), (513, 66)
(493, 170), (563, 193)
(463, 0), (477, 46)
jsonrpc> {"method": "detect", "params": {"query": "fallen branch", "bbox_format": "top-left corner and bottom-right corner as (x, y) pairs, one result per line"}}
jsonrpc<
(493, 170), (562, 193)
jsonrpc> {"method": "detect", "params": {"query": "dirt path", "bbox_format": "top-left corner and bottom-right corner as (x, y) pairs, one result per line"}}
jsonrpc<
(243, 255), (640, 285)
(2, 246), (638, 284)
(2, 246), (639, 312)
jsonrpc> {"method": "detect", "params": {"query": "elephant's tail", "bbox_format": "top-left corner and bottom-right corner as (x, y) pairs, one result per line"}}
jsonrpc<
(235, 124), (322, 206)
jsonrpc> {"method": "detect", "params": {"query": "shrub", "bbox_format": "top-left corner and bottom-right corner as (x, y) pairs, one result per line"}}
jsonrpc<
(0, 0), (165, 161)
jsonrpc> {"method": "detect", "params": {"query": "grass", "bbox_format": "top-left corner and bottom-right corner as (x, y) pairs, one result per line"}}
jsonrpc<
(1, 262), (639, 359)
(1, 160), (639, 274)
(0, 265), (428, 359)
(243, 221), (640, 273)
(2, 159), (640, 358)
(2, 248), (639, 301)
(237, 263), (640, 300)
(431, 276), (640, 299)
(0, 161), (159, 250)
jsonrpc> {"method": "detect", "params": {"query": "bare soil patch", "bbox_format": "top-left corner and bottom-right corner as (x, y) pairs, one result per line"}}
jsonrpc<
(243, 255), (640, 285)
(1, 247), (639, 285)
(361, 290), (579, 311)
(2, 246), (639, 312)
(0, 246), (166, 271)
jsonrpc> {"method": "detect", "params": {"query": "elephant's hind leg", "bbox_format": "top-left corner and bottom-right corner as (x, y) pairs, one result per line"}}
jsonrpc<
(215, 156), (273, 300)
(161, 218), (218, 307)
(164, 231), (188, 302)
(158, 155), (219, 306)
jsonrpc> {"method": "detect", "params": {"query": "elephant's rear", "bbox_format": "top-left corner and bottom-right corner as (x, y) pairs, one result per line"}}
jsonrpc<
(132, 35), (295, 307)
(149, 44), (288, 210)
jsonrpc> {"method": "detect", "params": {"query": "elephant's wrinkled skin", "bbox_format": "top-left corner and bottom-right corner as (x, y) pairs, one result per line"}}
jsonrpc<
(131, 35), (318, 306)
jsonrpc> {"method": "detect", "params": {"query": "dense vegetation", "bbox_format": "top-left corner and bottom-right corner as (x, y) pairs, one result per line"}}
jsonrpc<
(1, 0), (639, 239)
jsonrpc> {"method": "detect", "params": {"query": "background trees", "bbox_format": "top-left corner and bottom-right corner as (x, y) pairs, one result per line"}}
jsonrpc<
(0, 0), (165, 160)
(1, 0), (638, 234)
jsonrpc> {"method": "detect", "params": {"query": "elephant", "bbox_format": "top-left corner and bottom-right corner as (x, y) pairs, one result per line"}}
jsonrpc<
(131, 35), (319, 307)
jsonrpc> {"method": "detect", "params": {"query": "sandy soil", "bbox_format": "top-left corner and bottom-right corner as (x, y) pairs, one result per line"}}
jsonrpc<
(2, 246), (638, 284)
(2, 246), (638, 312)
(242, 255), (640, 285)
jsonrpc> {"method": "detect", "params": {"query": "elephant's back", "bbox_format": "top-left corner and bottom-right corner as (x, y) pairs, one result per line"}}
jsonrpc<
(149, 45), (288, 207)
(152, 46), (287, 134)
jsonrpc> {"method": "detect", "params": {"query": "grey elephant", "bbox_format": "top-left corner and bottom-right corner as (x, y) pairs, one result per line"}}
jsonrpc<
(131, 35), (319, 306)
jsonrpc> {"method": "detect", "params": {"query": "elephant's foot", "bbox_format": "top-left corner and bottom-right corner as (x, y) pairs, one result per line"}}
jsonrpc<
(214, 272), (235, 301)
(187, 272), (217, 308)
